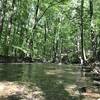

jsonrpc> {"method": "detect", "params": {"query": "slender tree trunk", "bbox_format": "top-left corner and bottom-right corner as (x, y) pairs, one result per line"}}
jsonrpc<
(80, 0), (85, 65)
(52, 40), (58, 63)
(58, 38), (62, 64)
(33, 0), (39, 30)
(89, 0), (97, 59)
(43, 23), (47, 61)
(29, 0), (39, 56)
(0, 0), (7, 39)
(52, 27), (58, 63)
(7, 0), (15, 35)
(4, 0), (15, 56)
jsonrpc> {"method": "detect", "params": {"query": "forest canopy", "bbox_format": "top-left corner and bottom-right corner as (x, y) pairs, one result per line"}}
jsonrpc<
(0, 0), (100, 63)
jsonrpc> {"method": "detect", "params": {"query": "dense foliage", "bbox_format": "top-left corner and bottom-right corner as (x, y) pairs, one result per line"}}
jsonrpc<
(0, 0), (100, 63)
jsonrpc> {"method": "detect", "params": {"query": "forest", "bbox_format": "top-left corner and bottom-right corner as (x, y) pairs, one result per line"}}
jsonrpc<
(0, 0), (100, 63)
(0, 0), (100, 100)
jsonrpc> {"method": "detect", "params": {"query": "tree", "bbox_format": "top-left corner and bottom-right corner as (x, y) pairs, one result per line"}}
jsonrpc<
(80, 0), (86, 64)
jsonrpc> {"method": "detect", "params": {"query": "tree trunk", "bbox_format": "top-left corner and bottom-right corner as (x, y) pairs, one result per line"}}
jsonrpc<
(80, 0), (85, 65)
(43, 23), (47, 61)
(0, 0), (7, 39)
(33, 0), (39, 30)
(4, 0), (16, 56)
(89, 0), (97, 60)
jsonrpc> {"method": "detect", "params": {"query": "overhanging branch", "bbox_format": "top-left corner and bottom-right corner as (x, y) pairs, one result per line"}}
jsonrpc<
(32, 0), (63, 30)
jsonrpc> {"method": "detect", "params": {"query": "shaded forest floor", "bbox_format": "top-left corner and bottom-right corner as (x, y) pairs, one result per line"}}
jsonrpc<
(0, 64), (99, 100)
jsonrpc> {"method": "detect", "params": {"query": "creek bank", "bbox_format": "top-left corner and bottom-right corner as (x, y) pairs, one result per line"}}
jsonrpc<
(0, 55), (33, 63)
(0, 82), (44, 100)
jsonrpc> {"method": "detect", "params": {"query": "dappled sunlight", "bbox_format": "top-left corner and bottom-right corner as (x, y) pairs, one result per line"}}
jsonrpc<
(55, 80), (63, 85)
(82, 92), (100, 99)
(64, 68), (73, 71)
(0, 64), (81, 100)
(68, 71), (80, 75)
(64, 85), (78, 96)
(45, 69), (65, 75)
(0, 68), (2, 71)
(0, 64), (99, 100)
(0, 0), (99, 99)
(0, 81), (45, 100)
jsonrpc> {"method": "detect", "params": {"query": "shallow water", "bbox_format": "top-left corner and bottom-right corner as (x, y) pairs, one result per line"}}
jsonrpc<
(0, 64), (79, 100)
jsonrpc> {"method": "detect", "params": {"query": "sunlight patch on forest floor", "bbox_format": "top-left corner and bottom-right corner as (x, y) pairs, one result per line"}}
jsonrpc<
(64, 84), (100, 100)
(0, 81), (45, 100)
(64, 84), (78, 96)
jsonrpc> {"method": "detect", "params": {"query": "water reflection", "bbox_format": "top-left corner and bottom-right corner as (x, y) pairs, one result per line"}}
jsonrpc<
(0, 64), (24, 81)
(0, 64), (79, 100)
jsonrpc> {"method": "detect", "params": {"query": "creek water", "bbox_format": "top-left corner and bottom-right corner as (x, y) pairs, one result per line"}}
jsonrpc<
(0, 63), (80, 100)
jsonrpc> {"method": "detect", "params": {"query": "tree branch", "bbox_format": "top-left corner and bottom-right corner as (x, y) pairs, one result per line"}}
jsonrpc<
(33, 0), (63, 30)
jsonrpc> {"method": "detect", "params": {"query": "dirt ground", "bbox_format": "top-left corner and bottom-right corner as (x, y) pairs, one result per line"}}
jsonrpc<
(0, 81), (100, 100)
(0, 81), (44, 100)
